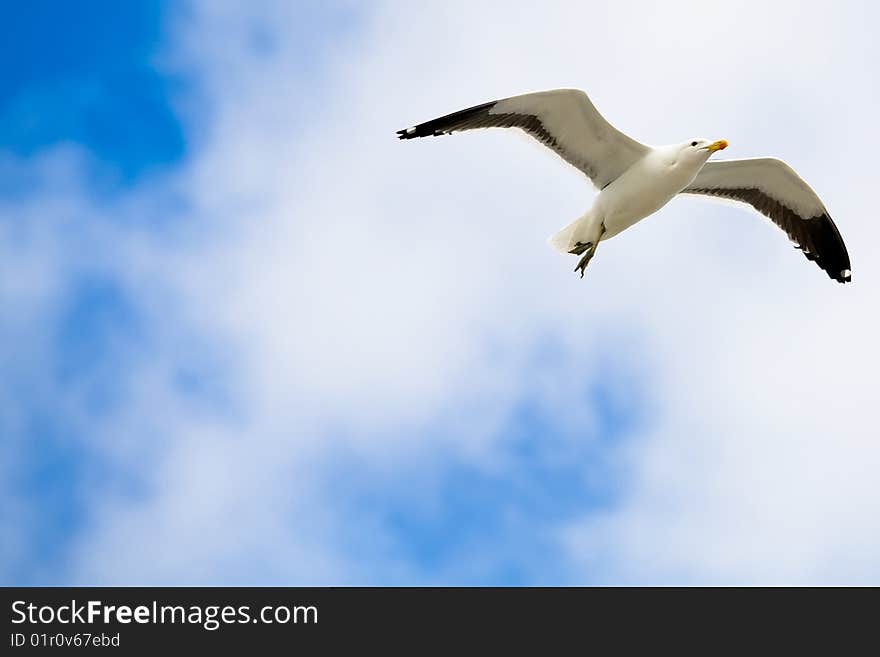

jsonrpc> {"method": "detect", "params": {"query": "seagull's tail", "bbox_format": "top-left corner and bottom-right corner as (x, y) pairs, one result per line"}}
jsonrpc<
(548, 213), (590, 255)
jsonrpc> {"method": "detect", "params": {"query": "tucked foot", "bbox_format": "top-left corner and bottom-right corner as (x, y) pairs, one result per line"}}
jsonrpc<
(572, 224), (604, 279)
(574, 249), (594, 278)
(568, 241), (592, 256)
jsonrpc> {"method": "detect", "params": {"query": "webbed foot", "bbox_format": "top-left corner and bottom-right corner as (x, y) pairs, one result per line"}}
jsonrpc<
(574, 249), (594, 278)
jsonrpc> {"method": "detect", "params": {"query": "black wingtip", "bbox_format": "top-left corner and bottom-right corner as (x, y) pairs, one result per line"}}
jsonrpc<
(788, 212), (851, 285)
(396, 100), (498, 142)
(397, 126), (422, 140)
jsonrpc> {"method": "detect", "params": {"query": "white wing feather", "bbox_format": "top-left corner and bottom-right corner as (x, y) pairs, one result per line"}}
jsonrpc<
(683, 158), (851, 282)
(398, 89), (649, 190)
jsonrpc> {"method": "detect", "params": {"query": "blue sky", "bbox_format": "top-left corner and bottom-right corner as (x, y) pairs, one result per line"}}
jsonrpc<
(1, 0), (639, 586)
(2, 1), (879, 586)
(1, 1), (172, 581)
(0, 1), (181, 181)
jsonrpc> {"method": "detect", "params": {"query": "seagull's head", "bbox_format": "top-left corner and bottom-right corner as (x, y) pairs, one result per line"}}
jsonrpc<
(684, 138), (728, 161)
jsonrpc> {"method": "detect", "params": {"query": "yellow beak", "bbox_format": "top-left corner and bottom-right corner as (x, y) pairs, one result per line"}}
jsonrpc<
(706, 139), (728, 153)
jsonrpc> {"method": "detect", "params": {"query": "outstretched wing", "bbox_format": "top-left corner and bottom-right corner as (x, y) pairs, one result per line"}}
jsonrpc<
(682, 157), (851, 283)
(397, 89), (649, 190)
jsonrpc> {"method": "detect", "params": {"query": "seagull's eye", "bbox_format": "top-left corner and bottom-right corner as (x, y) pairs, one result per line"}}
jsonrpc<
(691, 141), (698, 147)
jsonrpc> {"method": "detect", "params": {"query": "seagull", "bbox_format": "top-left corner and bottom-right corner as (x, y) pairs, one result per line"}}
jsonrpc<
(397, 89), (851, 283)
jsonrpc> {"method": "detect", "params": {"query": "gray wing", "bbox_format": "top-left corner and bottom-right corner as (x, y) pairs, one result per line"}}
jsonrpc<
(397, 88), (649, 190)
(683, 158), (851, 283)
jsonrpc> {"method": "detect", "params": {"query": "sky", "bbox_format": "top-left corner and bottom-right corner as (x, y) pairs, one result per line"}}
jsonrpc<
(1, 0), (879, 585)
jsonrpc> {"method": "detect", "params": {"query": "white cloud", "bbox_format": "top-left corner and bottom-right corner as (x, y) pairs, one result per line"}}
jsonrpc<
(5, 0), (879, 584)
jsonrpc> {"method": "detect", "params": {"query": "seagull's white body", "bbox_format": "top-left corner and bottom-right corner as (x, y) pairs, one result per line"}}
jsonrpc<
(398, 88), (851, 283)
(584, 144), (709, 240)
